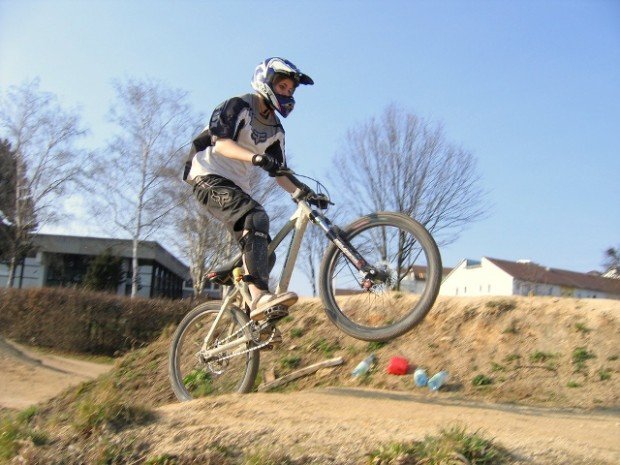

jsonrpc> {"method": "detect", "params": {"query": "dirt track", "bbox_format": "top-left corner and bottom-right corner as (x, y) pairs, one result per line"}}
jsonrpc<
(1, 337), (618, 464)
(0, 337), (112, 410)
(146, 389), (620, 464)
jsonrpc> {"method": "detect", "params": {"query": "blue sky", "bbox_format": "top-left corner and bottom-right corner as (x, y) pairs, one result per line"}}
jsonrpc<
(1, 0), (619, 287)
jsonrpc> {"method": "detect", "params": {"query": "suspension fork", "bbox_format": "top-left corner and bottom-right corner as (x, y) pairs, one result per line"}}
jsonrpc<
(310, 210), (375, 275)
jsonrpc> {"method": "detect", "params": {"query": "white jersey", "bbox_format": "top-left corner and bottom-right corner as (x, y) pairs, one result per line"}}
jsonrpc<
(186, 93), (286, 194)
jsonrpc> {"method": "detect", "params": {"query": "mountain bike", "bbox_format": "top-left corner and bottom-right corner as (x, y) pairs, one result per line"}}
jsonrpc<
(169, 170), (442, 400)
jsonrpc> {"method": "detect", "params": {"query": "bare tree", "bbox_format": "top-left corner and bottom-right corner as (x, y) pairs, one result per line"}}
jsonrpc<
(0, 80), (87, 287)
(163, 178), (229, 296)
(299, 221), (327, 296)
(602, 246), (620, 275)
(90, 78), (197, 297)
(332, 104), (487, 246)
(293, 175), (343, 296)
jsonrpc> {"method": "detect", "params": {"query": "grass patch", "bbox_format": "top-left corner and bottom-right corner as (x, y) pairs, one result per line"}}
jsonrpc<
(574, 322), (591, 334)
(183, 370), (214, 397)
(567, 381), (581, 388)
(280, 355), (302, 370)
(367, 341), (387, 351)
(490, 362), (506, 372)
(73, 393), (154, 436)
(502, 319), (519, 334)
(367, 424), (508, 464)
(313, 338), (341, 357)
(243, 448), (293, 465)
(607, 354), (618, 361)
(530, 351), (557, 363)
(572, 347), (596, 363)
(0, 408), (49, 461)
(290, 327), (304, 338)
(145, 454), (178, 464)
(503, 353), (521, 363)
(485, 299), (516, 313)
(598, 368), (612, 381)
(572, 347), (596, 372)
(472, 374), (493, 386)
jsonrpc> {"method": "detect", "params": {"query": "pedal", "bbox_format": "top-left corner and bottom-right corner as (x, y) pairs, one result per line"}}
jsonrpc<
(264, 304), (289, 322)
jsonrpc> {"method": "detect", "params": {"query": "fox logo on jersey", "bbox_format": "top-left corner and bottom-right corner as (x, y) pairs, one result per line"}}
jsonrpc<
(251, 129), (268, 144)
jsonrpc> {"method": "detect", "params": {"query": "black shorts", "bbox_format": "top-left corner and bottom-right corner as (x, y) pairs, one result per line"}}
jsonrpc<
(193, 175), (264, 234)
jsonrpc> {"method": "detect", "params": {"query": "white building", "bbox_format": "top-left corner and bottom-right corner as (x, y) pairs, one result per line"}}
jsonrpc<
(440, 257), (620, 299)
(401, 265), (453, 294)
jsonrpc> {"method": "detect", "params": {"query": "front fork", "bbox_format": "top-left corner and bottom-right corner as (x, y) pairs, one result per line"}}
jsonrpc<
(309, 210), (384, 287)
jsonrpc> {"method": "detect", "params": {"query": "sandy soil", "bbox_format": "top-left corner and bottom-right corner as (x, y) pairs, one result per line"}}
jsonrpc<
(0, 337), (112, 410)
(147, 389), (620, 465)
(1, 296), (619, 464)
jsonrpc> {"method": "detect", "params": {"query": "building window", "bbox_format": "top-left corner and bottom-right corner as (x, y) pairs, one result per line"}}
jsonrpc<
(46, 253), (91, 287)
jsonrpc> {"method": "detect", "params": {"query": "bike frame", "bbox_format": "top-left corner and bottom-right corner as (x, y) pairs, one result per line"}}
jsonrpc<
(200, 194), (372, 361)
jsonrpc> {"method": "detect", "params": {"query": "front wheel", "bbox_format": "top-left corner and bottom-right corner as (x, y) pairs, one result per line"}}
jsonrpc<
(319, 212), (442, 342)
(168, 301), (259, 401)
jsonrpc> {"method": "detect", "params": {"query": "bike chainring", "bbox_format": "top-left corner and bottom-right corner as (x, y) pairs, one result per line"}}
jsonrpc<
(200, 320), (278, 370)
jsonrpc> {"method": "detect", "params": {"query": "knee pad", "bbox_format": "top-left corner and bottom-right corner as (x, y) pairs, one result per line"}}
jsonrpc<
(243, 208), (269, 236)
(240, 209), (271, 290)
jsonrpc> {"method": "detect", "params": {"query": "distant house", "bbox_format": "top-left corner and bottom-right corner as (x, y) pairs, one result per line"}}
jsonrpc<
(440, 257), (620, 299)
(0, 233), (193, 299)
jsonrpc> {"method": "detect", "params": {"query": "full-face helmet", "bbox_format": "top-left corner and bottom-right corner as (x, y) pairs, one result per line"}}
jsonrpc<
(251, 57), (314, 118)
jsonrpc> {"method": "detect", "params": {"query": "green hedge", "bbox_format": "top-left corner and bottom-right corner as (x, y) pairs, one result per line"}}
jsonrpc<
(0, 287), (195, 356)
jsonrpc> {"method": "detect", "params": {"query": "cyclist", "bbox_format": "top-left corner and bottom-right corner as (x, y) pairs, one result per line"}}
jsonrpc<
(184, 57), (314, 323)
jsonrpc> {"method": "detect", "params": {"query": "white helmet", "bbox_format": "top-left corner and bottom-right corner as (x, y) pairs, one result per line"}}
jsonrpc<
(251, 57), (314, 118)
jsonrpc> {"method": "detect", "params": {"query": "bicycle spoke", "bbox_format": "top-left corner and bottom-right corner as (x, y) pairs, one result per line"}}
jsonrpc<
(169, 303), (259, 399)
(323, 216), (439, 335)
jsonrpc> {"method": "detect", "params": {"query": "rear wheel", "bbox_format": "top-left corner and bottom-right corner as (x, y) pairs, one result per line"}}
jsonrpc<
(168, 301), (259, 401)
(319, 212), (441, 342)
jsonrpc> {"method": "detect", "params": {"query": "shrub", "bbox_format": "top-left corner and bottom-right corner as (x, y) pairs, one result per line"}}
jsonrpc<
(0, 287), (191, 356)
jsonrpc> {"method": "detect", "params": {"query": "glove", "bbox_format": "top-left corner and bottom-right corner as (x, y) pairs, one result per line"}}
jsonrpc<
(252, 154), (281, 177)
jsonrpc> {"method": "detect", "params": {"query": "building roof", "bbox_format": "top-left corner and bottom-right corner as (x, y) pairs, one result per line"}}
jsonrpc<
(486, 257), (620, 295)
(409, 264), (453, 280)
(32, 234), (189, 279)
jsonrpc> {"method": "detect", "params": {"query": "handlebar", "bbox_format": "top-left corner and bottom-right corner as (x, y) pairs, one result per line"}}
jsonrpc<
(274, 168), (334, 208)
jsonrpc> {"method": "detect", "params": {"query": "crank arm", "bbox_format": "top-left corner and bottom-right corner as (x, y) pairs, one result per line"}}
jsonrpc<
(199, 335), (252, 362)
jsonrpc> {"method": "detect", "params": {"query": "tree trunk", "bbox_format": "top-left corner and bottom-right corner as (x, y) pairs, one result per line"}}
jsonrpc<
(5, 255), (16, 288)
(131, 237), (139, 298)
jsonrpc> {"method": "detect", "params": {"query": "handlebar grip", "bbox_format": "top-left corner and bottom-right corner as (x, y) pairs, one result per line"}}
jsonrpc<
(275, 168), (305, 189)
